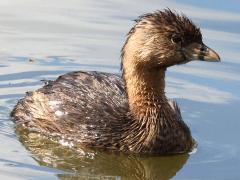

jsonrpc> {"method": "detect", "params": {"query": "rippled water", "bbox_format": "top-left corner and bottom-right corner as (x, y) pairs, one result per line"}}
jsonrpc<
(0, 0), (240, 179)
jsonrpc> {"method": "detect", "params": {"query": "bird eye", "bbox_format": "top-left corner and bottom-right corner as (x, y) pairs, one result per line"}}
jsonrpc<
(171, 34), (182, 44)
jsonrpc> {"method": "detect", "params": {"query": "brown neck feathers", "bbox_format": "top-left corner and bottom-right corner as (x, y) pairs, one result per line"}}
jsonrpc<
(123, 61), (168, 120)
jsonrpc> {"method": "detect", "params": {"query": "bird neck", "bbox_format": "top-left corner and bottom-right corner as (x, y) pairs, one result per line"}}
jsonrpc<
(120, 41), (194, 153)
(124, 64), (168, 120)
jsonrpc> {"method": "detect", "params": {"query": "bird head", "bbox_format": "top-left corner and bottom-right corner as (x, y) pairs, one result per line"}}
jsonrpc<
(121, 9), (220, 70)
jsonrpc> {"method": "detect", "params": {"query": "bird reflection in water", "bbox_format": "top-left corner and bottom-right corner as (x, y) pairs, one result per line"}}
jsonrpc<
(17, 127), (189, 180)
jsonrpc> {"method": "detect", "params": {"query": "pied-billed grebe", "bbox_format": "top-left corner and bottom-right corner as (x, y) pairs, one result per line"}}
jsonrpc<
(11, 9), (220, 154)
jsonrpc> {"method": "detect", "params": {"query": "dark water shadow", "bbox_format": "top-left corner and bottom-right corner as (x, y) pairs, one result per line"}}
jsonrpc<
(0, 81), (41, 89)
(16, 127), (189, 180)
(0, 70), (67, 81)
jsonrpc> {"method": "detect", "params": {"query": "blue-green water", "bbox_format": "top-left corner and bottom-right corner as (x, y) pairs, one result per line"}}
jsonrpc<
(0, 0), (240, 179)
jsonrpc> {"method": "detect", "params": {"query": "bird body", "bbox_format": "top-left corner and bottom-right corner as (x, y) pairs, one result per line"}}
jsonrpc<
(11, 9), (220, 154)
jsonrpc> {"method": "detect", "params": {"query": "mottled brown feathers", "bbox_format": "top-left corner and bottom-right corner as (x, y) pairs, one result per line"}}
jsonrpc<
(11, 9), (197, 154)
(12, 70), (194, 154)
(135, 9), (202, 41)
(121, 9), (202, 75)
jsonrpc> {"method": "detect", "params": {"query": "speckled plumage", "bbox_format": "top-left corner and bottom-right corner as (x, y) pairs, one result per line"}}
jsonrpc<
(12, 71), (192, 154)
(12, 72), (128, 148)
(11, 9), (220, 154)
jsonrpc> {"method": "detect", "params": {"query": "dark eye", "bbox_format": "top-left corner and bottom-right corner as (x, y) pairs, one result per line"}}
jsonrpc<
(171, 34), (182, 44)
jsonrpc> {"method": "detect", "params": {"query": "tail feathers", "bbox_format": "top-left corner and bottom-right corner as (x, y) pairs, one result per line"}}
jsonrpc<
(11, 92), (63, 133)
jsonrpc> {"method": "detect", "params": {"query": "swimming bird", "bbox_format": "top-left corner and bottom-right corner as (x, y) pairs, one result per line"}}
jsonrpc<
(11, 9), (220, 154)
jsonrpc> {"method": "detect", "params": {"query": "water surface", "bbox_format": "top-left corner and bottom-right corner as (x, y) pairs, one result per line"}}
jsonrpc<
(0, 0), (240, 179)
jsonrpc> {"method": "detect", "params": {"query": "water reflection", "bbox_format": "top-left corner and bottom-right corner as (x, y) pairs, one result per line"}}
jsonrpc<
(167, 76), (235, 104)
(17, 127), (189, 180)
(0, 0), (239, 179)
